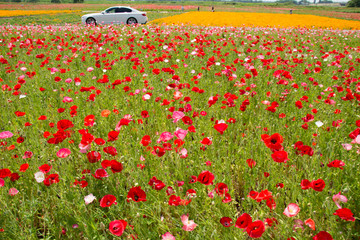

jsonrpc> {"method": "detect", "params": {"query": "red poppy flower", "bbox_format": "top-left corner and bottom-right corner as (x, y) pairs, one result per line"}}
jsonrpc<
(107, 131), (119, 142)
(84, 115), (95, 127)
(333, 208), (355, 221)
(100, 195), (117, 207)
(200, 137), (212, 145)
(110, 160), (123, 173)
(80, 132), (94, 146)
(271, 151), (289, 163)
(39, 164), (52, 174)
(246, 159), (256, 168)
(197, 171), (214, 185)
(215, 182), (229, 196)
(141, 110), (149, 118)
(148, 176), (166, 191)
(109, 220), (127, 236)
(94, 138), (105, 146)
(43, 174), (59, 186)
(310, 179), (325, 192)
(93, 168), (108, 179)
(168, 195), (181, 206)
(57, 119), (74, 130)
(127, 186), (147, 202)
(313, 231), (333, 240)
(15, 111), (26, 117)
(19, 163), (29, 172)
(10, 173), (20, 182)
(222, 193), (232, 203)
(235, 213), (252, 229)
(17, 136), (24, 143)
(140, 135), (151, 146)
(189, 175), (197, 184)
(327, 160), (345, 170)
(247, 190), (259, 200)
(296, 145), (314, 156)
(103, 146), (118, 156)
(153, 146), (166, 157)
(255, 189), (273, 202)
(186, 189), (197, 198)
(261, 133), (283, 151)
(182, 116), (193, 125)
(220, 217), (233, 227)
(87, 151), (101, 163)
(214, 123), (228, 135)
(0, 168), (12, 178)
(246, 220), (265, 238)
(266, 197), (276, 210)
(301, 179), (311, 190)
(38, 115), (47, 120)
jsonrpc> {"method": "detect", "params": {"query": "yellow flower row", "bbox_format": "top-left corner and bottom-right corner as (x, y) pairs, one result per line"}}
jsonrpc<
(151, 12), (360, 30)
(0, 10), (80, 18)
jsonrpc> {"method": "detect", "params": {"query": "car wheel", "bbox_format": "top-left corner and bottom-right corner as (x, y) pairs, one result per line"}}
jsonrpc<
(127, 17), (137, 25)
(86, 17), (96, 25)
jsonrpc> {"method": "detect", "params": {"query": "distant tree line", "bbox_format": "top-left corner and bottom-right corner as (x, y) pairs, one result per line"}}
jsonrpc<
(8, 0), (84, 3)
(347, 0), (360, 7)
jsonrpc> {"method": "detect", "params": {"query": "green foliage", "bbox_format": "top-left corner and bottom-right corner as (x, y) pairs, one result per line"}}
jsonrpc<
(347, 0), (360, 7)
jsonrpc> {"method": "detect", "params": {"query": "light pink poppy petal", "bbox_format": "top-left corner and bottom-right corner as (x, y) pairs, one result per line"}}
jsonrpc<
(0, 131), (13, 139)
(181, 214), (189, 225)
(341, 144), (352, 151)
(9, 188), (19, 196)
(172, 111), (185, 123)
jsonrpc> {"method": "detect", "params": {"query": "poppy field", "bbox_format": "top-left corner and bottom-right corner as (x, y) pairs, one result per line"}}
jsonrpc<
(0, 19), (360, 240)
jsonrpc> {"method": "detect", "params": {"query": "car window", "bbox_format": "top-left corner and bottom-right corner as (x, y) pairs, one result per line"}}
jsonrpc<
(105, 8), (117, 14)
(116, 8), (132, 13)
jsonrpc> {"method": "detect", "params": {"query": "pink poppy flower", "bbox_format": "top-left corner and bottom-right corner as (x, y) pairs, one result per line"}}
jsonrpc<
(0, 178), (4, 187)
(332, 192), (348, 209)
(172, 111), (185, 123)
(174, 128), (188, 140)
(341, 143), (352, 151)
(179, 148), (188, 158)
(283, 203), (300, 217)
(9, 188), (19, 196)
(159, 132), (173, 142)
(351, 135), (360, 144)
(57, 148), (71, 158)
(79, 143), (91, 153)
(162, 232), (176, 240)
(84, 193), (96, 205)
(0, 131), (13, 139)
(62, 96), (73, 103)
(181, 214), (197, 231)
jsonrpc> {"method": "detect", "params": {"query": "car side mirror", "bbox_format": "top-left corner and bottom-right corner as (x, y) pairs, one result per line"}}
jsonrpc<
(101, 11), (105, 14)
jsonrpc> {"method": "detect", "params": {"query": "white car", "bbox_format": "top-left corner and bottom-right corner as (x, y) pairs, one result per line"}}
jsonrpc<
(81, 6), (147, 25)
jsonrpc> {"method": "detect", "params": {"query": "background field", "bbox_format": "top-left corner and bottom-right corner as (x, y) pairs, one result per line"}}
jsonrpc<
(0, 1), (360, 25)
